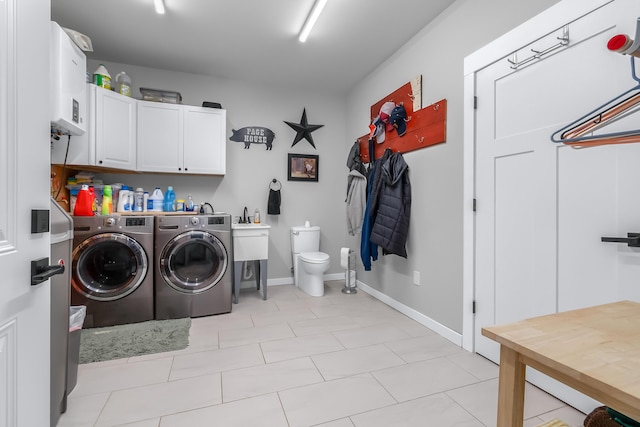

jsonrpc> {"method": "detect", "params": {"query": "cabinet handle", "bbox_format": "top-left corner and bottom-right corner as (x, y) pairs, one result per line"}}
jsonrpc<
(185, 167), (188, 171)
(99, 160), (103, 164)
(178, 167), (181, 171)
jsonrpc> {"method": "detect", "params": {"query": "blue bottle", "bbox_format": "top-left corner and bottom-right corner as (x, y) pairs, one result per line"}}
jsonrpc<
(163, 186), (176, 212)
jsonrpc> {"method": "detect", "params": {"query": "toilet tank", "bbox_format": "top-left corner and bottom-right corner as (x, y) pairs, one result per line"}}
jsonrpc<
(291, 226), (320, 253)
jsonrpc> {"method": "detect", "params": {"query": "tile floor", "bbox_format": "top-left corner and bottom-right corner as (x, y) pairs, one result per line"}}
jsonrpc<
(58, 281), (587, 427)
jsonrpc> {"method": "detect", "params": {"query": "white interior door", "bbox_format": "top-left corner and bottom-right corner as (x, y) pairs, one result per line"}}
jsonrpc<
(0, 0), (51, 425)
(474, 0), (640, 413)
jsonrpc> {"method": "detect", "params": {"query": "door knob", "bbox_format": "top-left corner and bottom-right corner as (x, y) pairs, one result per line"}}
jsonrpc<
(601, 232), (640, 247)
(31, 257), (65, 286)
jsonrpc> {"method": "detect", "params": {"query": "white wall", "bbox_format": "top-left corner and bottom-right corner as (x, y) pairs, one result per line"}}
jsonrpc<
(84, 59), (348, 281)
(345, 0), (560, 334)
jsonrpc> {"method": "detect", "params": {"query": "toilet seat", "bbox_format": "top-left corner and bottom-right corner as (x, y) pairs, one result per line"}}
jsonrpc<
(300, 252), (329, 263)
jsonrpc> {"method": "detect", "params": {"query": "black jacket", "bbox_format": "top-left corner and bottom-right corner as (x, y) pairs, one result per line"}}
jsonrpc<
(369, 151), (411, 258)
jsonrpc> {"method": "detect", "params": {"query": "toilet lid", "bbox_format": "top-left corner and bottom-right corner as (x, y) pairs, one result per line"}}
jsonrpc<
(300, 252), (329, 263)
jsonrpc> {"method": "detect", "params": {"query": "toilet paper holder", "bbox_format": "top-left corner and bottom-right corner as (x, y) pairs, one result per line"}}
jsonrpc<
(341, 248), (357, 294)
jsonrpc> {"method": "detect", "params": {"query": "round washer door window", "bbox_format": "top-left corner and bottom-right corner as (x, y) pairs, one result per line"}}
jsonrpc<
(160, 230), (228, 294)
(72, 233), (148, 301)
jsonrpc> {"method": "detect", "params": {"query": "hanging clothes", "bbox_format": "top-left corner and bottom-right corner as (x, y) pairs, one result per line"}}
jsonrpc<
(345, 140), (366, 201)
(346, 169), (366, 236)
(360, 149), (392, 270)
(267, 179), (281, 215)
(369, 151), (411, 258)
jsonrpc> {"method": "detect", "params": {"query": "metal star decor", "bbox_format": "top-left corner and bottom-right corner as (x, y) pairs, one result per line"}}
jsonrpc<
(284, 108), (324, 149)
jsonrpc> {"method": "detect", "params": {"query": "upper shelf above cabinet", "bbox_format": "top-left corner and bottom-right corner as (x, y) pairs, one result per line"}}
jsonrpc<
(137, 101), (226, 175)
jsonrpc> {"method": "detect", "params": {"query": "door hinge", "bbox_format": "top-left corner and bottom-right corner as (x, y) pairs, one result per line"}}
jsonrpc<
(472, 300), (476, 314)
(474, 96), (478, 110)
(472, 198), (477, 212)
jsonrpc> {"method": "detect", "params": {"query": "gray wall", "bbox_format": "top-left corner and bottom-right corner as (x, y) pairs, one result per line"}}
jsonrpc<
(345, 0), (560, 334)
(86, 58), (348, 283)
(83, 0), (561, 337)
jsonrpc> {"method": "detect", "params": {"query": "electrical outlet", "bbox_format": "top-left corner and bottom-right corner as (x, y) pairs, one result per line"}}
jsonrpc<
(413, 270), (420, 286)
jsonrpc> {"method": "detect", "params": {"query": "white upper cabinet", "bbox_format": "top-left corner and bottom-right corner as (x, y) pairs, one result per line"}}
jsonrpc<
(183, 106), (226, 175)
(51, 84), (137, 170)
(94, 86), (137, 170)
(136, 101), (183, 173)
(137, 102), (226, 175)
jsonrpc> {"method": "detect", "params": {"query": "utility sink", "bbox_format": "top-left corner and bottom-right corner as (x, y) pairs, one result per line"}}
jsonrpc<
(232, 223), (270, 260)
(232, 223), (271, 230)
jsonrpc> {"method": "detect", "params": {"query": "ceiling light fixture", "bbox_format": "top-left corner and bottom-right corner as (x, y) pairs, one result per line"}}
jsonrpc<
(154, 0), (165, 15)
(298, 0), (328, 43)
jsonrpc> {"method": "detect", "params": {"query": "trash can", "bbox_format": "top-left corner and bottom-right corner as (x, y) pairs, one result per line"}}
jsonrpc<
(67, 305), (86, 395)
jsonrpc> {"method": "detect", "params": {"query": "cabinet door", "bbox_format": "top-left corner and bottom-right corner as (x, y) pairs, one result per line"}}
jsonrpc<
(183, 106), (226, 174)
(137, 101), (183, 173)
(94, 87), (137, 170)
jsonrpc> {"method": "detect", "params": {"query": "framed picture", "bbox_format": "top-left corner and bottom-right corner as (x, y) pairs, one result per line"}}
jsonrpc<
(288, 153), (319, 182)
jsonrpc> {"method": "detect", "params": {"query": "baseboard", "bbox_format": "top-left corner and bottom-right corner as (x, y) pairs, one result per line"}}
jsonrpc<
(355, 280), (462, 347)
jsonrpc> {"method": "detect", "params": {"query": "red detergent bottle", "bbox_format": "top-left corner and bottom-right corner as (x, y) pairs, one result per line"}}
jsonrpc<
(73, 184), (94, 216)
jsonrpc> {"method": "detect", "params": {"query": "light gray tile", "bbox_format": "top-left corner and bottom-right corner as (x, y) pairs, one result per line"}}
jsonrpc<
(351, 393), (483, 427)
(57, 392), (110, 427)
(447, 351), (499, 381)
(114, 419), (161, 427)
(261, 333), (344, 363)
(312, 344), (405, 380)
(251, 306), (318, 327)
(289, 315), (360, 337)
(445, 378), (569, 426)
(279, 373), (395, 427)
(384, 334), (465, 363)
(218, 322), (295, 348)
(169, 344), (264, 381)
(332, 324), (411, 349)
(373, 358), (480, 402)
(159, 393), (288, 427)
(73, 357), (173, 396)
(315, 418), (355, 427)
(222, 357), (323, 402)
(190, 312), (254, 332)
(95, 373), (222, 426)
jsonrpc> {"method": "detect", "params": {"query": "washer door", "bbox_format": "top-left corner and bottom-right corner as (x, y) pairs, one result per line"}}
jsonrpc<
(160, 230), (228, 294)
(72, 233), (149, 301)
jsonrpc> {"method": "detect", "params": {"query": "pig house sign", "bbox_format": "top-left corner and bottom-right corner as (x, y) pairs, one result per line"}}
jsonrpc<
(230, 127), (276, 150)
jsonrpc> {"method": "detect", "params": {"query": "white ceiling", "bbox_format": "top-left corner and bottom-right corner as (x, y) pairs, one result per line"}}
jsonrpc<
(51, 0), (456, 94)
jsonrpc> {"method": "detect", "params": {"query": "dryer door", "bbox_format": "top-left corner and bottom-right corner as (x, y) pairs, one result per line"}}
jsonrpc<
(160, 230), (228, 294)
(72, 233), (149, 301)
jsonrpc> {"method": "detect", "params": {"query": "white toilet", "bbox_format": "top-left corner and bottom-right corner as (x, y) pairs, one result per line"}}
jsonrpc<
(290, 224), (330, 296)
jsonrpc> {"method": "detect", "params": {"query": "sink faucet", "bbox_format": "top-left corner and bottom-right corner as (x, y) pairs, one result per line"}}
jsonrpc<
(243, 206), (248, 223)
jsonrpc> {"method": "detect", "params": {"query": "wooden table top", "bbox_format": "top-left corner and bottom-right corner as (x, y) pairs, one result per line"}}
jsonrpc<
(482, 300), (640, 421)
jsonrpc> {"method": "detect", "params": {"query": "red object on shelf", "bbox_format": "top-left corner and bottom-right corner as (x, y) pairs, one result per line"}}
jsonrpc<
(73, 185), (94, 216)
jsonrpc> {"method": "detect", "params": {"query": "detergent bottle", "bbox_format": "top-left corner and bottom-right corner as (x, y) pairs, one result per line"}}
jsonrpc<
(117, 185), (131, 212)
(101, 185), (113, 215)
(73, 185), (94, 216)
(163, 186), (176, 212)
(150, 187), (164, 211)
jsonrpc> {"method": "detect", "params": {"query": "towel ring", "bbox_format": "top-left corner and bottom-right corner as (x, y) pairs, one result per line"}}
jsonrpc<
(269, 179), (281, 191)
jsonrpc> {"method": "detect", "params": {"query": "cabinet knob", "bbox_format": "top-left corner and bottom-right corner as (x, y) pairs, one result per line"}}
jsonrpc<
(99, 160), (103, 164)
(185, 167), (188, 171)
(178, 167), (181, 171)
